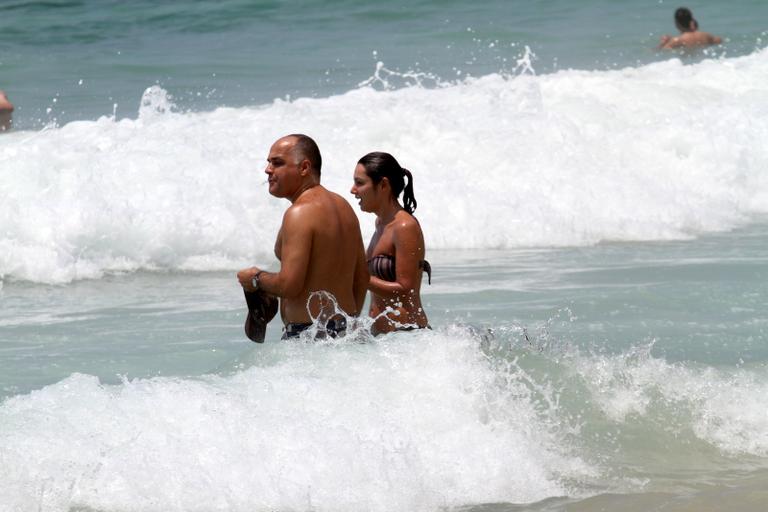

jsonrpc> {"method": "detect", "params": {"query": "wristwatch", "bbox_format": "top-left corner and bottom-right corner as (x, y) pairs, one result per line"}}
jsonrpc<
(251, 271), (263, 291)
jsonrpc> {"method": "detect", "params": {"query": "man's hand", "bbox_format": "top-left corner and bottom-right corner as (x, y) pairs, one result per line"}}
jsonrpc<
(237, 266), (261, 292)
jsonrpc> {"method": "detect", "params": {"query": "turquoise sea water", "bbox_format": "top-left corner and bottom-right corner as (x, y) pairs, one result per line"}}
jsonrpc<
(2, 1), (768, 511)
(2, 0), (767, 128)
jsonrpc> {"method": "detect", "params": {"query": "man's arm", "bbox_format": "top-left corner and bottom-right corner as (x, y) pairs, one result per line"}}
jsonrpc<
(238, 206), (313, 298)
(260, 207), (313, 298)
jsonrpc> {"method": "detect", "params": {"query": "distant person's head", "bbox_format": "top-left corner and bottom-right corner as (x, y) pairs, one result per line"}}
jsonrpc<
(265, 134), (322, 199)
(674, 7), (697, 32)
(354, 152), (417, 214)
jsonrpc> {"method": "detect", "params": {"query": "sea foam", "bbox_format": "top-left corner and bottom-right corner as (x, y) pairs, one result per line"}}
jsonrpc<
(2, 326), (767, 511)
(2, 49), (768, 283)
(0, 329), (589, 512)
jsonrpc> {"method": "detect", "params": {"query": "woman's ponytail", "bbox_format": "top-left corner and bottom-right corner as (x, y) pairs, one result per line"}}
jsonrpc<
(402, 168), (417, 214)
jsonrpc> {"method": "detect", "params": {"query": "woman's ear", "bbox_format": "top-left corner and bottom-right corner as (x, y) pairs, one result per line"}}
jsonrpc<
(379, 176), (391, 192)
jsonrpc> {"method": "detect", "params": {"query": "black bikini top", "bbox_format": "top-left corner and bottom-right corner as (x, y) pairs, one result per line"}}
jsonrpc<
(368, 254), (432, 284)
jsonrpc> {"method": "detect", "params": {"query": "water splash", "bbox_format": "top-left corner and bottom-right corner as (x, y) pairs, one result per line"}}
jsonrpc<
(357, 61), (448, 90)
(296, 291), (432, 343)
(138, 85), (177, 119)
(513, 45), (538, 76)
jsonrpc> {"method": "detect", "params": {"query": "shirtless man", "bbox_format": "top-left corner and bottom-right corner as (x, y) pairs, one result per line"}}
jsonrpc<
(237, 134), (369, 339)
(658, 7), (722, 50)
(0, 90), (13, 132)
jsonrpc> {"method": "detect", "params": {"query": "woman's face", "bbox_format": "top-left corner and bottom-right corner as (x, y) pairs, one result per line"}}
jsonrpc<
(351, 164), (378, 212)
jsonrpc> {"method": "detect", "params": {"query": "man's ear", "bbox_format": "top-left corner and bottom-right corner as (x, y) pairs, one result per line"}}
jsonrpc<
(298, 158), (311, 176)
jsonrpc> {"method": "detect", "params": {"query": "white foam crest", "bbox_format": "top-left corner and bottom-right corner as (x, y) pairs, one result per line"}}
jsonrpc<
(2, 49), (768, 282)
(0, 99), (285, 284)
(0, 331), (592, 511)
(570, 345), (768, 456)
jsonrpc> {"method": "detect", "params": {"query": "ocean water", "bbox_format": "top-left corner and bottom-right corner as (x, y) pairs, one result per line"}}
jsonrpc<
(2, 1), (768, 511)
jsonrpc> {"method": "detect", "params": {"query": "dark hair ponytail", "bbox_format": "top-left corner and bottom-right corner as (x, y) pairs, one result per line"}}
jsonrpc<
(401, 168), (417, 214)
(358, 152), (418, 214)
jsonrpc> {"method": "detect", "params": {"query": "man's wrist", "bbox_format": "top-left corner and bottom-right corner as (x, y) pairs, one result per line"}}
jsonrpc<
(251, 270), (264, 291)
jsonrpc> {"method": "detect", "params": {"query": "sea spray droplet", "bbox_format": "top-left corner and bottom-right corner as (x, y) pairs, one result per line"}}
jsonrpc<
(138, 85), (176, 119)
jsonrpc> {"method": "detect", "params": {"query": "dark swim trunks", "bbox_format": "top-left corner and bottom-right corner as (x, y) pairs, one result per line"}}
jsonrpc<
(281, 317), (348, 340)
(393, 324), (432, 332)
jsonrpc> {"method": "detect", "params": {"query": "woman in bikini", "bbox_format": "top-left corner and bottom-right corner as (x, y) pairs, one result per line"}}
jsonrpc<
(350, 152), (431, 335)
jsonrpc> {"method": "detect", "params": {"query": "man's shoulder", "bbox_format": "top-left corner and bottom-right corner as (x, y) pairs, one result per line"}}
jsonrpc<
(328, 188), (356, 210)
(282, 198), (317, 226)
(314, 186), (358, 217)
(284, 186), (355, 223)
(312, 185), (345, 203)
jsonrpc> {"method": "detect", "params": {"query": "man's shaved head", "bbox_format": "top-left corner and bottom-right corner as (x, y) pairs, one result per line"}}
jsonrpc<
(284, 133), (322, 176)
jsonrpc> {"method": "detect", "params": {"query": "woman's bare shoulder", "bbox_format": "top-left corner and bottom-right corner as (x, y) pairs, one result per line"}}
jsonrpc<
(393, 210), (422, 230)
